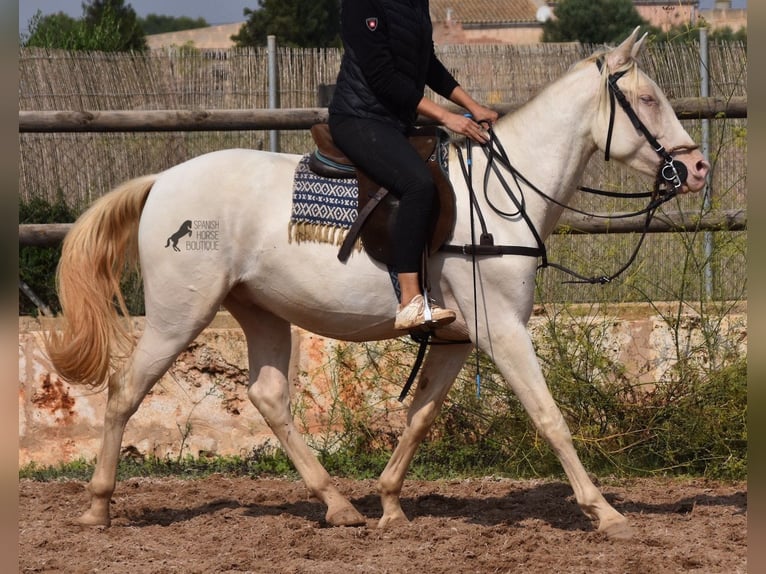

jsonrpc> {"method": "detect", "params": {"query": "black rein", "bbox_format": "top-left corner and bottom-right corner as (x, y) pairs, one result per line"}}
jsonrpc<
(442, 58), (693, 285)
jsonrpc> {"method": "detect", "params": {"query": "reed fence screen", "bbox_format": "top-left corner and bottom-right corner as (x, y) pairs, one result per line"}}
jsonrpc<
(18, 42), (746, 303)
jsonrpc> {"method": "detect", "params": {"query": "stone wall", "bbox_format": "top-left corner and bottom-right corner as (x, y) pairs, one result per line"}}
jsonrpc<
(18, 304), (746, 467)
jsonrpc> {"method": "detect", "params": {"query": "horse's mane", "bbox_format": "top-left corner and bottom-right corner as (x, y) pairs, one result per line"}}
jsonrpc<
(581, 49), (642, 123)
(504, 47), (642, 130)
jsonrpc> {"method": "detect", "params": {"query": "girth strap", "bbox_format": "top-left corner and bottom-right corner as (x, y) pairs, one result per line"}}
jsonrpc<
(440, 244), (543, 257)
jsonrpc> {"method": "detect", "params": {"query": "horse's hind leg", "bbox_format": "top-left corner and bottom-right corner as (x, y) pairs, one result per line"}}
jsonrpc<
(227, 301), (366, 527)
(76, 324), (206, 527)
(377, 343), (472, 528)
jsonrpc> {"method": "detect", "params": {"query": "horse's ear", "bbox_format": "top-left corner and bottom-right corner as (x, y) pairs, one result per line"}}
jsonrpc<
(631, 32), (648, 58)
(606, 26), (641, 70)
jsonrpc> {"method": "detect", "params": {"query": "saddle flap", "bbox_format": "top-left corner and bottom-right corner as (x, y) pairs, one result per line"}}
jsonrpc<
(358, 127), (456, 265)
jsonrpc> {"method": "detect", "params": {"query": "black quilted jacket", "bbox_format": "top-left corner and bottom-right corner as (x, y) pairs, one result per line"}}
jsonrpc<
(329, 0), (459, 128)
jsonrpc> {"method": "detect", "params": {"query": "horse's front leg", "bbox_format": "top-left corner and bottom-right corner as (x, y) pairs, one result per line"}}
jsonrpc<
(377, 343), (472, 528)
(490, 325), (632, 540)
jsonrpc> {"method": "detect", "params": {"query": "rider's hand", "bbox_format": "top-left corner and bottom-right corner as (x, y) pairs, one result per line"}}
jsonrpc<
(443, 112), (490, 144)
(469, 104), (499, 128)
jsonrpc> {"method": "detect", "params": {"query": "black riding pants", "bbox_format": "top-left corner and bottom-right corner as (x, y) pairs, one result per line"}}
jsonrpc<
(328, 114), (435, 274)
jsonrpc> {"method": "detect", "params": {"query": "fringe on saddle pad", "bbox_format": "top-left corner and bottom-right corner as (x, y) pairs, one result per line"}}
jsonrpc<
(288, 154), (361, 250)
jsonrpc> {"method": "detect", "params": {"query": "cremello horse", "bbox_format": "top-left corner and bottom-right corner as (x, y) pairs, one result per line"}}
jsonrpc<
(47, 30), (709, 539)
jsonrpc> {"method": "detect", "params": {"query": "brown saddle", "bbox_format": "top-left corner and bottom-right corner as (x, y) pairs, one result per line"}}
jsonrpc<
(308, 123), (456, 265)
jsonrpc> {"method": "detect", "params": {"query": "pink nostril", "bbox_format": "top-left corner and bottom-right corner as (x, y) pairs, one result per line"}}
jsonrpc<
(697, 159), (710, 178)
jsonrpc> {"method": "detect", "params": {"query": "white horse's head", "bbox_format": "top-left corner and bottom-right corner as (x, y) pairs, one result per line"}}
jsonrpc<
(591, 28), (709, 193)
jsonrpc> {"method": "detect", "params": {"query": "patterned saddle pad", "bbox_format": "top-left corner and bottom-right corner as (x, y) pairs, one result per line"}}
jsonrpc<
(288, 137), (451, 254)
(288, 155), (358, 246)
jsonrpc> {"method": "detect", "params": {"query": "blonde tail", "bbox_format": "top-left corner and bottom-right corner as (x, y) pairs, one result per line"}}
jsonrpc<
(46, 174), (157, 388)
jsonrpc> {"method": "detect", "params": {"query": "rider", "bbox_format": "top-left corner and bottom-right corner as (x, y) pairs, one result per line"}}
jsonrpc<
(328, 0), (498, 331)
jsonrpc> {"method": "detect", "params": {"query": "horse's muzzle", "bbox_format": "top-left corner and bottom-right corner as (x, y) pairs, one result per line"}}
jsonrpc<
(672, 149), (710, 194)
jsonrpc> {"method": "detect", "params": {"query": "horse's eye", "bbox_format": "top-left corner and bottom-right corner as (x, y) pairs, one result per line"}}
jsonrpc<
(639, 95), (656, 106)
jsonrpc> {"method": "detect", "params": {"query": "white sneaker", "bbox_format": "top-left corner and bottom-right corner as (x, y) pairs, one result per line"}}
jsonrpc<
(394, 294), (456, 331)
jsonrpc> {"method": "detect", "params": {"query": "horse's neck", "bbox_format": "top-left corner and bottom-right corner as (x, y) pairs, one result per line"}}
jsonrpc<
(481, 66), (600, 239)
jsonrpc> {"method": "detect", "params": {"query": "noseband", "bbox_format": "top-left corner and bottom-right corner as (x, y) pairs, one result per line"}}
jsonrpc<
(596, 58), (693, 194)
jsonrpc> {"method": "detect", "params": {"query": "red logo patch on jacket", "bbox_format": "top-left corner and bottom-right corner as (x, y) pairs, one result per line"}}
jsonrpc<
(366, 17), (378, 31)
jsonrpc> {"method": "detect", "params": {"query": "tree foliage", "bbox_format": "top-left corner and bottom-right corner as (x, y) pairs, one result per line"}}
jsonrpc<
(708, 25), (747, 44)
(83, 0), (147, 51)
(22, 0), (147, 51)
(232, 0), (341, 48)
(139, 14), (209, 36)
(647, 23), (747, 45)
(22, 12), (82, 49)
(543, 0), (648, 44)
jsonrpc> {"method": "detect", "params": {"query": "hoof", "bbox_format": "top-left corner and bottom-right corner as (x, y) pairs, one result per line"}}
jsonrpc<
(325, 506), (366, 527)
(73, 510), (111, 528)
(377, 512), (410, 529)
(599, 517), (634, 541)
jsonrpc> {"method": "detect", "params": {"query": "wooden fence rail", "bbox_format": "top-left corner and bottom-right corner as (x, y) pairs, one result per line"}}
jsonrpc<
(19, 209), (746, 248)
(18, 96), (746, 133)
(18, 96), (747, 246)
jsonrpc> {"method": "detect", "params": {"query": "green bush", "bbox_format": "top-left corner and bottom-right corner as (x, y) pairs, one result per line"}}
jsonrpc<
(530, 302), (747, 479)
(18, 196), (76, 316)
(21, 306), (745, 483)
(20, 443), (299, 482)
(19, 197), (146, 316)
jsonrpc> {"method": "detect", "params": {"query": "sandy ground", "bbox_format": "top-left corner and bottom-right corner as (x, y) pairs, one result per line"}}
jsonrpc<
(19, 475), (746, 573)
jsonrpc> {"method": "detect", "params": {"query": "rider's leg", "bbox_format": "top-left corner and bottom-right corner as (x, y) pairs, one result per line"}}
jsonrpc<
(328, 116), (456, 329)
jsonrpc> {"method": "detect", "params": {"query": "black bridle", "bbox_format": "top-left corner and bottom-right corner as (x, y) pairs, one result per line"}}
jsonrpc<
(400, 59), (698, 402)
(443, 58), (696, 285)
(597, 58), (691, 192)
